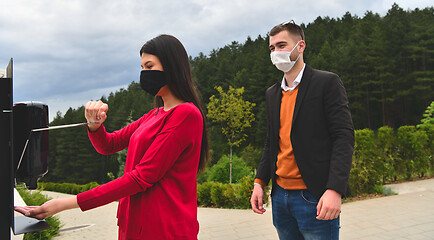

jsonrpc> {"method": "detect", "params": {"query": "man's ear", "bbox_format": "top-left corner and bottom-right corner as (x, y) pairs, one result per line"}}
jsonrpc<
(298, 40), (306, 53)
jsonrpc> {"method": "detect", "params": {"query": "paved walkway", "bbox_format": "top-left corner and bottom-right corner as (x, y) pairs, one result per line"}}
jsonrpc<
(35, 178), (433, 239)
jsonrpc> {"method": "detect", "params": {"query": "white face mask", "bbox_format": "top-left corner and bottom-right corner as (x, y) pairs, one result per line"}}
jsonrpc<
(270, 41), (300, 72)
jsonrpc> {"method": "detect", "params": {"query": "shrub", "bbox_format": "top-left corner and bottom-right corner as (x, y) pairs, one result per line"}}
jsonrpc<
(397, 126), (429, 179)
(224, 184), (239, 208)
(197, 181), (213, 207)
(84, 182), (100, 191)
(197, 176), (269, 209)
(197, 168), (211, 184)
(418, 123), (434, 171)
(375, 126), (399, 183)
(412, 130), (430, 177)
(350, 129), (381, 195)
(207, 154), (252, 183)
(38, 182), (99, 195)
(210, 182), (228, 208)
(236, 176), (253, 209)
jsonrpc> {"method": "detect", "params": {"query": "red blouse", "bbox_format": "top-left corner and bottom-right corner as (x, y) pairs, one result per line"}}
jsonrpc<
(76, 103), (203, 240)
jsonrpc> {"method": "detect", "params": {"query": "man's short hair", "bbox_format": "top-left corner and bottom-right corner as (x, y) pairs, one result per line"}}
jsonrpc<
(269, 20), (305, 41)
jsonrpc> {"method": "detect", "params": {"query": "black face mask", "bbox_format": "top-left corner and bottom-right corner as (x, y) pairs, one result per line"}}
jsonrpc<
(140, 70), (168, 96)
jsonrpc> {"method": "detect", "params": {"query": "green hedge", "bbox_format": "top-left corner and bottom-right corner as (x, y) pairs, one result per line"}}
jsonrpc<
(17, 188), (62, 240)
(197, 176), (269, 209)
(38, 181), (99, 194)
(350, 125), (433, 196)
(350, 129), (379, 195)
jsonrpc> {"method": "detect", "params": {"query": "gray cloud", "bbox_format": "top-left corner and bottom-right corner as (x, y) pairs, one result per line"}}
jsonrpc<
(0, 0), (431, 121)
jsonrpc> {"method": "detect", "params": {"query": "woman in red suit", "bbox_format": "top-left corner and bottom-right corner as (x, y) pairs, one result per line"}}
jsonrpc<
(15, 34), (210, 240)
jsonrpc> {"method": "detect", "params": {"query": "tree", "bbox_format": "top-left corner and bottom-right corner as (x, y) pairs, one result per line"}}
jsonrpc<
(417, 101), (434, 127)
(207, 86), (255, 183)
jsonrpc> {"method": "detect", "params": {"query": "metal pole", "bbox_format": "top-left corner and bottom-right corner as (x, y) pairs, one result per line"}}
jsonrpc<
(0, 71), (13, 240)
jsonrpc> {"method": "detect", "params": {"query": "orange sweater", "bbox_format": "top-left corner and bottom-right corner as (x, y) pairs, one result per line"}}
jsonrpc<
(276, 87), (306, 189)
(255, 87), (307, 189)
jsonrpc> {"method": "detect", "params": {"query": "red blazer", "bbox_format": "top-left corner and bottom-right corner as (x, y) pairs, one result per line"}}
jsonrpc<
(77, 103), (203, 240)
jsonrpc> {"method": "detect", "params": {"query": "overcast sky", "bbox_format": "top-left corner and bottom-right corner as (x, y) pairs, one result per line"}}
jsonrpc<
(1, 0), (432, 122)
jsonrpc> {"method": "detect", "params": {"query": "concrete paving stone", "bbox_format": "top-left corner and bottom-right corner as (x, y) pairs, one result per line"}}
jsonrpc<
(379, 223), (405, 231)
(196, 236), (212, 240)
(361, 226), (388, 236)
(379, 235), (399, 240)
(208, 227), (238, 234)
(340, 218), (360, 226)
(404, 218), (430, 226)
(203, 227), (237, 235)
(414, 222), (434, 232)
(263, 235), (279, 240)
(382, 229), (411, 238)
(208, 231), (240, 239)
(400, 226), (427, 236)
(424, 215), (434, 222)
(354, 221), (379, 229)
(340, 224), (359, 233)
(233, 226), (260, 233)
(420, 230), (434, 239)
(250, 228), (278, 237)
(234, 230), (264, 239)
(232, 222), (252, 229)
(392, 219), (425, 228)
(244, 237), (272, 240)
(349, 229), (378, 238)
(339, 233), (355, 239)
(358, 235), (392, 240)
(405, 233), (433, 240)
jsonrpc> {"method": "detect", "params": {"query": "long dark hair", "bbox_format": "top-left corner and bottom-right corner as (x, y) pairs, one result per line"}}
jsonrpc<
(140, 34), (210, 173)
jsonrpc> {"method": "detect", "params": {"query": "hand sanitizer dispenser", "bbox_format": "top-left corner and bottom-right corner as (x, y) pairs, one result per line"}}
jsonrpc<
(13, 101), (49, 189)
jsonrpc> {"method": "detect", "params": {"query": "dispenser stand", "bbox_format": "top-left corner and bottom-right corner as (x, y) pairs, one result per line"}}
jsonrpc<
(1, 59), (49, 239)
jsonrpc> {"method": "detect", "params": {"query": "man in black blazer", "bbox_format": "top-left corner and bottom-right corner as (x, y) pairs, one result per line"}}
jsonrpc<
(250, 21), (354, 240)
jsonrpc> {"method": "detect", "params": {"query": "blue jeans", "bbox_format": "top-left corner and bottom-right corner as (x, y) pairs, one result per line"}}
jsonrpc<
(272, 185), (340, 240)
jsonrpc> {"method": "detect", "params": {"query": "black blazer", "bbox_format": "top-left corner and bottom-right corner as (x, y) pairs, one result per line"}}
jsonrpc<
(255, 65), (355, 200)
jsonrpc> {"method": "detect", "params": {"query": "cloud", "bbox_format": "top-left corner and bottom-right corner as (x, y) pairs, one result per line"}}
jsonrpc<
(0, 0), (431, 121)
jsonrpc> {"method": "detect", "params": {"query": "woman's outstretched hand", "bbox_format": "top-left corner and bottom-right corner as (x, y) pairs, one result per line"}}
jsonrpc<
(15, 197), (79, 220)
(85, 100), (109, 132)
